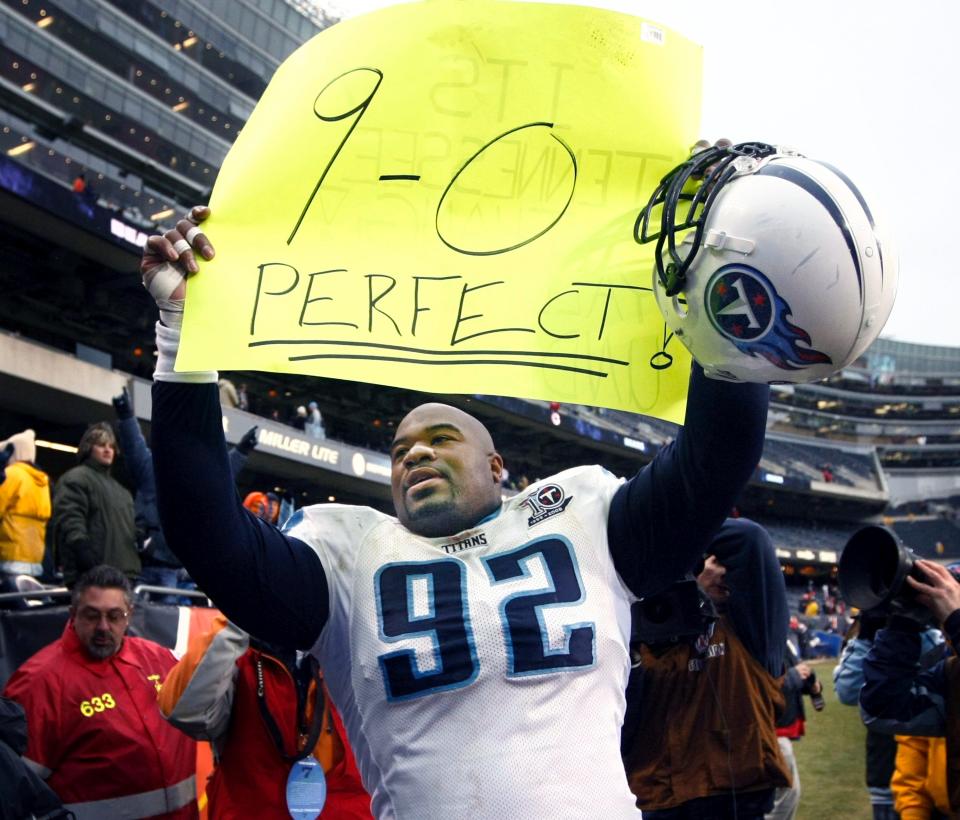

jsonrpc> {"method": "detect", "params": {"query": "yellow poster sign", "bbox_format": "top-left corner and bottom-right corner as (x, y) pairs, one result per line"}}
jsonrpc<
(178, 0), (702, 422)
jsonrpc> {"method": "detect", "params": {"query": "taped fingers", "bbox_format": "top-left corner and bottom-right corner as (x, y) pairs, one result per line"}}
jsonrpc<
(177, 217), (214, 260)
(164, 227), (198, 272)
(142, 234), (178, 268)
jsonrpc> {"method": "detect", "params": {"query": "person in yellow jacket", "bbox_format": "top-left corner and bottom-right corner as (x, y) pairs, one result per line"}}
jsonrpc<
(0, 429), (51, 594)
(892, 735), (951, 820)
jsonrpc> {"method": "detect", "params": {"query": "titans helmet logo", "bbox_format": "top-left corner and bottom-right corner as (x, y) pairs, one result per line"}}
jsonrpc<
(705, 264), (832, 370)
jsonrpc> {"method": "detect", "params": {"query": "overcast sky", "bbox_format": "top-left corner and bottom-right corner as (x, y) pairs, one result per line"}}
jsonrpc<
(326, 0), (959, 349)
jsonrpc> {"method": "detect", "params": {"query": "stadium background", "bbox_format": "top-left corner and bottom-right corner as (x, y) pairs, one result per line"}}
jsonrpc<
(2, 0), (960, 729)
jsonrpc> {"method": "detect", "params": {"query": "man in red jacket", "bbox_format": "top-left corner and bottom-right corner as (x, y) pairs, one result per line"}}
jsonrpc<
(3, 565), (198, 819)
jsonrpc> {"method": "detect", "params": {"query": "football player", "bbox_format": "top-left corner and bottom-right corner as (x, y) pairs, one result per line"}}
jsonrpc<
(142, 195), (766, 817)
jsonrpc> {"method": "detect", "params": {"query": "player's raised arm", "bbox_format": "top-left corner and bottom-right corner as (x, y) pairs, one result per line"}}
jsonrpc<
(611, 138), (896, 599)
(607, 362), (768, 598)
(144, 208), (328, 649)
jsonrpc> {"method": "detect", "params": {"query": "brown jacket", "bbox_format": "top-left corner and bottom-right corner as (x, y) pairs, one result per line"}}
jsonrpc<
(626, 616), (791, 810)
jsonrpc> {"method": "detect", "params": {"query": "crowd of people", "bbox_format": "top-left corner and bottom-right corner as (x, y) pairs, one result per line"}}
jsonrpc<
(0, 392), (268, 606)
(217, 377), (326, 440)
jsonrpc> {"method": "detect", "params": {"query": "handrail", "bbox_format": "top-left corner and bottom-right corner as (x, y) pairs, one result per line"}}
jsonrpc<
(133, 585), (212, 606)
(0, 587), (70, 603)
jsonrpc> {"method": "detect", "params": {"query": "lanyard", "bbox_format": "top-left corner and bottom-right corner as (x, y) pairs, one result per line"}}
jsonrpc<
(255, 652), (325, 763)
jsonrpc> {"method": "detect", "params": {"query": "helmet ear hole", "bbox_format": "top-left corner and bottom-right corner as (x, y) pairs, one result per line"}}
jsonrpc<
(671, 293), (689, 319)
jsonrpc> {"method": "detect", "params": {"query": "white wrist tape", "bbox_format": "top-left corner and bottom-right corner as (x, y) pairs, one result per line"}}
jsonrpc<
(157, 298), (185, 330)
(154, 321), (217, 383)
(144, 262), (184, 302)
(144, 262), (187, 328)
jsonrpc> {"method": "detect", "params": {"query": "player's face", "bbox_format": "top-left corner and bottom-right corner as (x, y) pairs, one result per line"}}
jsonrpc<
(391, 404), (503, 538)
(71, 586), (130, 660)
(697, 555), (730, 605)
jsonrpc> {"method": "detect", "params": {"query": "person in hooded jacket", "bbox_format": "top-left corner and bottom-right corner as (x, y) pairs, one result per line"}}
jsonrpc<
(0, 429), (52, 594)
(50, 422), (138, 587)
(112, 389), (183, 600)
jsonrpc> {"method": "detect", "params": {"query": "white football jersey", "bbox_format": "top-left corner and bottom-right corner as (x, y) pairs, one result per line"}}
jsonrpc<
(287, 465), (640, 819)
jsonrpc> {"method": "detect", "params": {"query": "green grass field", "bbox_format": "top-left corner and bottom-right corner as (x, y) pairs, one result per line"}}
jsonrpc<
(794, 659), (873, 820)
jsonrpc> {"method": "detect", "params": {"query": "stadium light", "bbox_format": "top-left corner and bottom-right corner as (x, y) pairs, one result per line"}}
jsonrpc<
(7, 141), (36, 157)
(36, 439), (79, 454)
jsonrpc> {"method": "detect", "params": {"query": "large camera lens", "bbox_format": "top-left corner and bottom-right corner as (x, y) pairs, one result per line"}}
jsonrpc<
(838, 525), (917, 612)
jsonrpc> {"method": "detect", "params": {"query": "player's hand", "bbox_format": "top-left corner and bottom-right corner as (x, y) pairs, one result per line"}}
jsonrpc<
(906, 559), (960, 624)
(689, 138), (733, 184)
(691, 137), (732, 155)
(141, 206), (215, 304)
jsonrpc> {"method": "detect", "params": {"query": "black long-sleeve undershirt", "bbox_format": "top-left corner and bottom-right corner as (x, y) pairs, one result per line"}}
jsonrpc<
(607, 364), (768, 598)
(152, 381), (328, 648)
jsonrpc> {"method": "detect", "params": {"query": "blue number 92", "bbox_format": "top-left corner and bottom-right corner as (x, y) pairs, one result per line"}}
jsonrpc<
(374, 537), (594, 701)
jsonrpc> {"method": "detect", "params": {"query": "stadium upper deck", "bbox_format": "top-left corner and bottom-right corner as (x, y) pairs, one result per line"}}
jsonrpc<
(1, 0), (957, 569)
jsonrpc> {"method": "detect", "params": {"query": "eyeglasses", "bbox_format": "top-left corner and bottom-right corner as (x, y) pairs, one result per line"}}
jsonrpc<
(76, 607), (129, 625)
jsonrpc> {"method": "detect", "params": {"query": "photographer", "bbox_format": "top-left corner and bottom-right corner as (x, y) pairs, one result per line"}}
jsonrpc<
(860, 559), (960, 817)
(768, 638), (824, 819)
(623, 518), (791, 819)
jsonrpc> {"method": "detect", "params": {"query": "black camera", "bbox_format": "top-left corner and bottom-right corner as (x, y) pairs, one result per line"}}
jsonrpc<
(632, 578), (718, 645)
(801, 670), (825, 711)
(838, 525), (926, 615)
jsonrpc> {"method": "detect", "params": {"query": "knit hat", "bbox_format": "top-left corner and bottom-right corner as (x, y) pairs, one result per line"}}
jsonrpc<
(243, 491), (280, 525)
(0, 429), (36, 464)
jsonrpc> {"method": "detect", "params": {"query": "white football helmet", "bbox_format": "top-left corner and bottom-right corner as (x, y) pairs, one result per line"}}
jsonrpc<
(636, 142), (898, 383)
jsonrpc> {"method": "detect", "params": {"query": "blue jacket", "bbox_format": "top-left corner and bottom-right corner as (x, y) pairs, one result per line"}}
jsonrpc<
(834, 638), (872, 706)
(117, 417), (181, 568)
(118, 417), (250, 569)
(860, 616), (956, 736)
